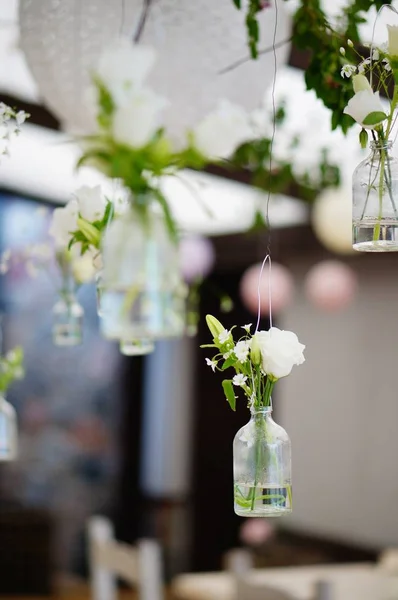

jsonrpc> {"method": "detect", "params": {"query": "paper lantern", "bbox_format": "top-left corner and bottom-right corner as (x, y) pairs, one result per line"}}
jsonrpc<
(305, 260), (357, 312)
(19, 0), (291, 138)
(240, 262), (294, 316)
(312, 187), (355, 255)
(179, 235), (215, 284)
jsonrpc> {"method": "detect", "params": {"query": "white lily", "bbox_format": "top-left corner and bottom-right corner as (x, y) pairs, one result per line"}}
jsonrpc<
(74, 185), (106, 222)
(113, 88), (168, 148)
(49, 200), (79, 248)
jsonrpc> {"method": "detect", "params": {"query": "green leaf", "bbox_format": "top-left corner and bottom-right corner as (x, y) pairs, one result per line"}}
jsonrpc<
(222, 379), (236, 411)
(232, 0), (241, 7)
(221, 356), (237, 371)
(152, 189), (178, 244)
(362, 112), (388, 126)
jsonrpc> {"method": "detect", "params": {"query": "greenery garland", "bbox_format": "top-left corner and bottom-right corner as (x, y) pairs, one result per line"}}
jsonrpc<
(232, 0), (391, 132)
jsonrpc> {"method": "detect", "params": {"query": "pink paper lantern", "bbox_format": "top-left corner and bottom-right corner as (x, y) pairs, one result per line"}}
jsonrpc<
(305, 260), (357, 312)
(179, 236), (215, 283)
(240, 262), (294, 316)
(240, 518), (275, 547)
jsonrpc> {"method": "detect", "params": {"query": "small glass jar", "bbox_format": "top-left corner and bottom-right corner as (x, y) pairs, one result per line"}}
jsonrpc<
(353, 140), (398, 252)
(233, 406), (292, 517)
(100, 201), (186, 341)
(52, 292), (84, 346)
(0, 394), (17, 461)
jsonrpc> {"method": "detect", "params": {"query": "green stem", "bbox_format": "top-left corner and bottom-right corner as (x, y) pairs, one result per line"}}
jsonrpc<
(250, 417), (263, 511)
(373, 145), (386, 242)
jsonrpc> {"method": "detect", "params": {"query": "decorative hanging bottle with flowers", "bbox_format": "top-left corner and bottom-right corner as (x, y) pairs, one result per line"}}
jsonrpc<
(203, 316), (305, 517)
(0, 346), (24, 462)
(342, 25), (398, 251)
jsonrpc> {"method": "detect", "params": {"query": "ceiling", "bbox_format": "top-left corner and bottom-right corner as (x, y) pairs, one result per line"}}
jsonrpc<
(0, 0), (395, 236)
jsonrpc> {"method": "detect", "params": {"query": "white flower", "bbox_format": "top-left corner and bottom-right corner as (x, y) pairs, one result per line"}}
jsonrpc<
(113, 88), (168, 148)
(223, 351), (233, 360)
(343, 89), (387, 129)
(49, 200), (79, 248)
(232, 374), (248, 387)
(255, 327), (305, 379)
(218, 329), (231, 344)
(71, 247), (97, 284)
(192, 100), (254, 159)
(340, 47), (346, 56)
(16, 111), (27, 127)
(383, 58), (392, 72)
(95, 39), (156, 106)
(205, 358), (217, 372)
(234, 340), (251, 363)
(357, 57), (371, 74)
(341, 64), (356, 78)
(74, 185), (105, 222)
(388, 25), (398, 57)
(242, 323), (252, 333)
(372, 49), (380, 61)
(352, 74), (371, 93)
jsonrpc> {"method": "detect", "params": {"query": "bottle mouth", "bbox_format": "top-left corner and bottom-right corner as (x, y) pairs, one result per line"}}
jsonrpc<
(250, 406), (272, 415)
(370, 140), (393, 151)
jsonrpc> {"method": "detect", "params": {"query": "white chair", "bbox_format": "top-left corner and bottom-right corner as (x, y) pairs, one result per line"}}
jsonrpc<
(235, 578), (298, 600)
(87, 516), (163, 600)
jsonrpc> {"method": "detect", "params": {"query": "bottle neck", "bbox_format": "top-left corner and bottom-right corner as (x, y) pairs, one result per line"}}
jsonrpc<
(250, 406), (273, 421)
(370, 140), (393, 155)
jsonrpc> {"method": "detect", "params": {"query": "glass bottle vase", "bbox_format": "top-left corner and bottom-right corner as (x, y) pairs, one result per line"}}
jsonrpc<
(233, 406), (292, 517)
(0, 394), (17, 461)
(100, 202), (187, 341)
(52, 292), (84, 346)
(353, 140), (398, 252)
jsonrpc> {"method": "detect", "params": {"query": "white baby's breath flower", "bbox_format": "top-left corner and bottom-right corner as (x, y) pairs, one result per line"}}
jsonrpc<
(372, 49), (380, 61)
(383, 58), (392, 72)
(347, 39), (354, 48)
(341, 64), (356, 78)
(234, 340), (251, 363)
(232, 374), (248, 387)
(223, 350), (233, 360)
(205, 358), (217, 372)
(340, 47), (345, 56)
(218, 329), (231, 344)
(193, 99), (254, 159)
(242, 323), (252, 333)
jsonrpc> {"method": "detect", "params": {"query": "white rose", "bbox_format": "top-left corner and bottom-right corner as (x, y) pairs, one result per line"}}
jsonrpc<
(74, 185), (106, 222)
(255, 327), (305, 379)
(95, 39), (156, 106)
(343, 89), (387, 129)
(193, 100), (254, 159)
(113, 88), (168, 148)
(49, 200), (79, 248)
(387, 25), (398, 57)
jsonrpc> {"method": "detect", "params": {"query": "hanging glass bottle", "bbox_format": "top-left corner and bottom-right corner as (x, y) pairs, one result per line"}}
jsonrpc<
(52, 255), (84, 346)
(233, 405), (292, 517)
(0, 394), (17, 461)
(100, 199), (187, 342)
(353, 139), (398, 251)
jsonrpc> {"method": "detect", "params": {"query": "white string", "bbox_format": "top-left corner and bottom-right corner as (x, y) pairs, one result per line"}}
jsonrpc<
(255, 254), (273, 333)
(254, 0), (279, 335)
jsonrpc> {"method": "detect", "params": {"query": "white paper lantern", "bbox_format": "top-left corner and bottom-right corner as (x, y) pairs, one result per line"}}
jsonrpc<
(312, 187), (355, 255)
(19, 0), (291, 138)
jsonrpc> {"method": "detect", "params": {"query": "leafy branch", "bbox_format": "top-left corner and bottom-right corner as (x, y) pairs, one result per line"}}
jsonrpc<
(231, 0), (392, 132)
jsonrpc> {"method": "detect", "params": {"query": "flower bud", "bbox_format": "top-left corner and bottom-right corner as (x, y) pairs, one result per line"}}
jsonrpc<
(250, 334), (262, 366)
(206, 314), (225, 339)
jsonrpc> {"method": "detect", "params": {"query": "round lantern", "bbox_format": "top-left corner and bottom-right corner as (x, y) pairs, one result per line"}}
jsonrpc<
(312, 187), (355, 255)
(304, 260), (357, 312)
(179, 235), (215, 284)
(19, 0), (291, 138)
(240, 262), (294, 316)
